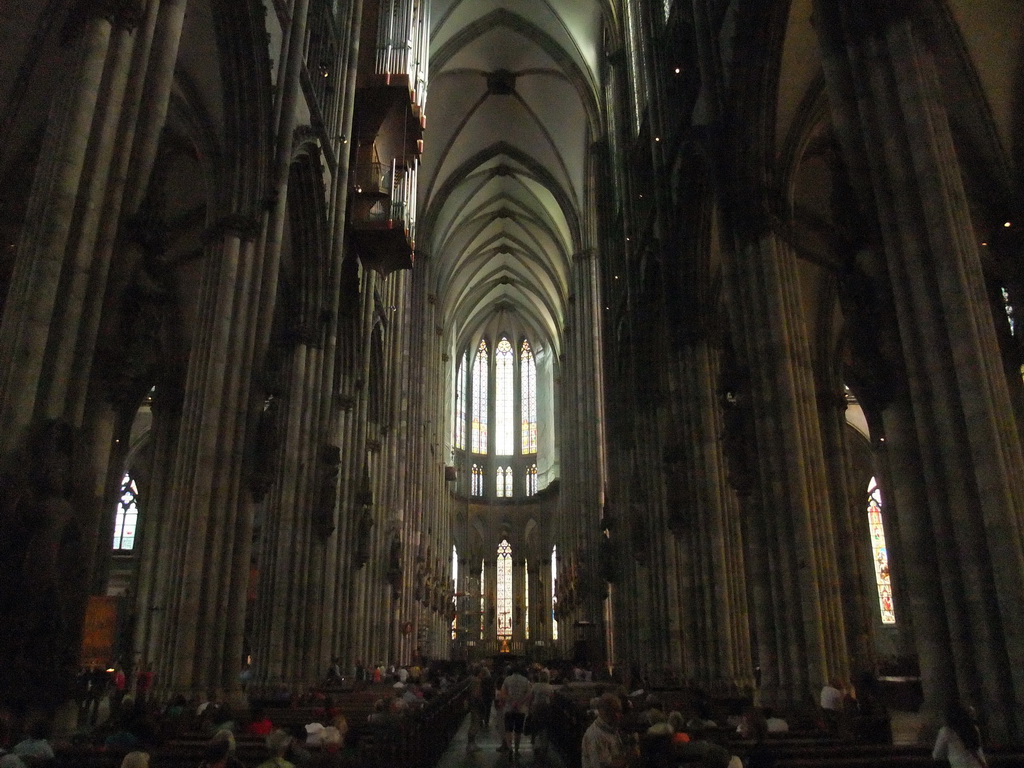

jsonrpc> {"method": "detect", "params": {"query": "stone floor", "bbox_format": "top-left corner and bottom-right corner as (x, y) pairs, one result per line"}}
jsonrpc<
(432, 711), (571, 768)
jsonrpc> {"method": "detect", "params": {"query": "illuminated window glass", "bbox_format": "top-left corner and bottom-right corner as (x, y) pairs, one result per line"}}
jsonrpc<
(496, 466), (506, 498)
(480, 559), (485, 640)
(496, 337), (514, 455)
(521, 340), (537, 454)
(868, 477), (896, 624)
(497, 539), (512, 639)
(451, 545), (458, 640)
(113, 472), (140, 550)
(526, 464), (538, 496)
(524, 560), (530, 640)
(471, 464), (483, 496)
(505, 467), (513, 497)
(454, 353), (466, 450)
(551, 545), (558, 641)
(1002, 287), (1016, 336)
(472, 339), (488, 453)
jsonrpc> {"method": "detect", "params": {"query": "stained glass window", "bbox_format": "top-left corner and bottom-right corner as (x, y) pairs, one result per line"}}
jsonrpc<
(526, 464), (538, 496)
(480, 559), (486, 640)
(495, 337), (514, 455)
(551, 545), (558, 641)
(472, 339), (488, 453)
(496, 466), (507, 498)
(471, 464), (483, 496)
(521, 340), (537, 454)
(454, 353), (466, 450)
(524, 560), (530, 640)
(867, 477), (896, 624)
(497, 539), (512, 639)
(113, 472), (140, 550)
(451, 545), (458, 640)
(1002, 287), (1016, 336)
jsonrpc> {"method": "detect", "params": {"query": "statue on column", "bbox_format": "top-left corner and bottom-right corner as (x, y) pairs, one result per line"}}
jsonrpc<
(312, 445), (341, 538)
(355, 498), (373, 568)
(0, 419), (87, 705)
(387, 532), (403, 601)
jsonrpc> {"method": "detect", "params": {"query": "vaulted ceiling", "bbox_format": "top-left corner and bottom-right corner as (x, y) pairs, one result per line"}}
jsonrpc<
(421, 0), (608, 358)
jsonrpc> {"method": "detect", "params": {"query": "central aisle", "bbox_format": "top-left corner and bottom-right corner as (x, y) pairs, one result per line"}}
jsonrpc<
(432, 711), (572, 768)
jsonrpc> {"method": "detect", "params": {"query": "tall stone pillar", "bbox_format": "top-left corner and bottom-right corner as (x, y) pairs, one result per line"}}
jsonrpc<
(722, 229), (850, 705)
(0, 8), (118, 452)
(814, 2), (1024, 739)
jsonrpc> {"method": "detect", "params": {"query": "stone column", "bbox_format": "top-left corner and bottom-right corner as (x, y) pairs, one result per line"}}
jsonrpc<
(815, 2), (1024, 739)
(0, 9), (117, 453)
(722, 230), (849, 704)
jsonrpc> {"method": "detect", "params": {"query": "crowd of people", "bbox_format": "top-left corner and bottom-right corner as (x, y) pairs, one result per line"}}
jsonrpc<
(0, 659), (993, 768)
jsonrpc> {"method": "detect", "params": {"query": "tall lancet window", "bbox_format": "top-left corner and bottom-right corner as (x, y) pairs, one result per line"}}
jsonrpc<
(496, 466), (513, 498)
(454, 353), (466, 450)
(524, 560), (530, 640)
(526, 464), (538, 496)
(1002, 286), (1016, 336)
(867, 477), (896, 624)
(472, 339), (488, 453)
(521, 340), (537, 454)
(495, 337), (514, 455)
(451, 545), (459, 640)
(113, 471), (140, 550)
(471, 464), (483, 496)
(497, 539), (512, 639)
(551, 545), (558, 640)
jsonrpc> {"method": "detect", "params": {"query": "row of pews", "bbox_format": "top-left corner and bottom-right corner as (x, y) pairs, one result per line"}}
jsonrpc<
(56, 680), (469, 768)
(548, 683), (1024, 768)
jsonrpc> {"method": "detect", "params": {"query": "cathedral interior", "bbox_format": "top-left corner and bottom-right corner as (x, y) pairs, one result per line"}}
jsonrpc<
(2, 0), (1024, 747)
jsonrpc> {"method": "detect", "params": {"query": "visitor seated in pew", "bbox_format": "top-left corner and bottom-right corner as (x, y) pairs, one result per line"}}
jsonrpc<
(246, 707), (275, 737)
(119, 751), (149, 768)
(257, 729), (296, 768)
(12, 720), (55, 766)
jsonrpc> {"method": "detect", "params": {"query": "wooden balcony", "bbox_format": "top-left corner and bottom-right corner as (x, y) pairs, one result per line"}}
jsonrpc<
(354, 72), (424, 158)
(349, 155), (415, 276)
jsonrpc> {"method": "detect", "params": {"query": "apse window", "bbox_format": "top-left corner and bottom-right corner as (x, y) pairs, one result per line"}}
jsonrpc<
(456, 333), (543, 499)
(497, 539), (512, 639)
(113, 471), (140, 550)
(867, 477), (896, 624)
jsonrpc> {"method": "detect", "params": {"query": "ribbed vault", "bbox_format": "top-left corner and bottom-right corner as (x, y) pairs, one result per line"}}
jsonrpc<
(422, 1), (606, 358)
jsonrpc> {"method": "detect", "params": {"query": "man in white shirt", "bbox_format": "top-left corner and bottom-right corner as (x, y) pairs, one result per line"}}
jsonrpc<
(499, 665), (532, 754)
(582, 693), (628, 768)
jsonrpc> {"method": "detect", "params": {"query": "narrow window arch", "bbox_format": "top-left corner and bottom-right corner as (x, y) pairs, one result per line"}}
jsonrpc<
(551, 545), (558, 641)
(497, 539), (512, 639)
(496, 466), (507, 498)
(113, 471), (140, 550)
(495, 337), (514, 455)
(472, 339), (488, 453)
(451, 545), (459, 640)
(524, 559), (530, 640)
(521, 339), (537, 454)
(471, 464), (483, 497)
(454, 353), (466, 450)
(1001, 286), (1016, 336)
(480, 559), (486, 640)
(867, 477), (896, 624)
(526, 464), (538, 496)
